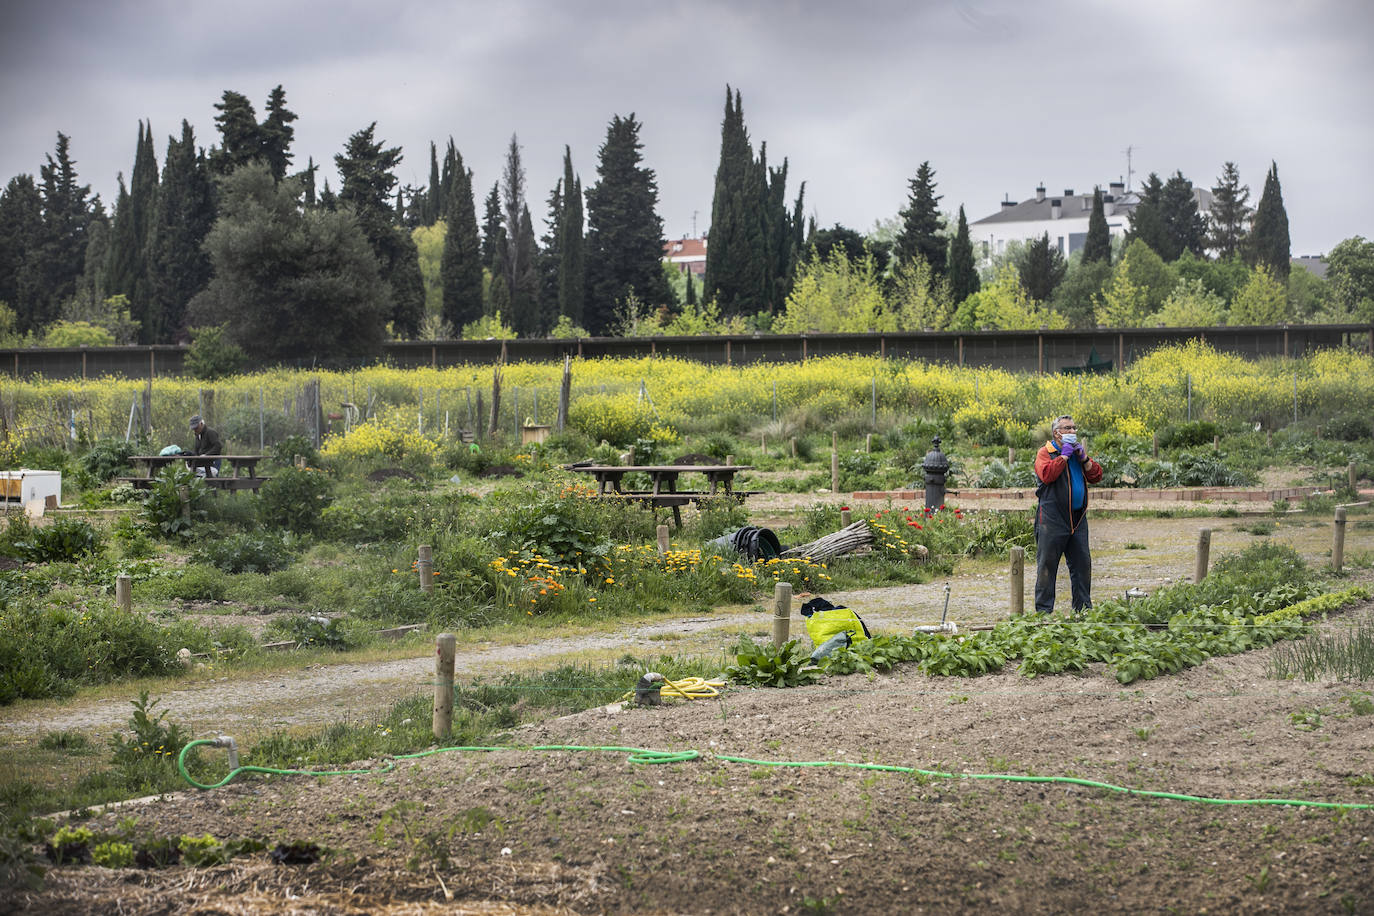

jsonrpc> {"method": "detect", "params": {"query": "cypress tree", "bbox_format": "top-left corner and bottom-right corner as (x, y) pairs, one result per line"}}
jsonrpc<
(896, 162), (945, 276)
(1246, 161), (1289, 280)
(480, 183), (503, 271)
(500, 135), (540, 335)
(538, 178), (563, 330)
(1082, 188), (1112, 266)
(299, 156), (318, 207)
(584, 113), (671, 335)
(146, 120), (214, 341)
(1207, 161), (1249, 259)
(106, 121), (160, 336)
(703, 87), (770, 316)
(259, 85), (296, 182)
(424, 141), (442, 226)
(947, 205), (981, 303)
(558, 147), (586, 327)
(684, 269), (696, 305)
(440, 146), (483, 332)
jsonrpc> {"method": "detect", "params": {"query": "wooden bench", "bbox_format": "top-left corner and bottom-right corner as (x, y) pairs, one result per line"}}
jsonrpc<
(117, 475), (272, 492)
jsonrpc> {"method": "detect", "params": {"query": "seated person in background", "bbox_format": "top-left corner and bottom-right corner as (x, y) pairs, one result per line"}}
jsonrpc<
(188, 414), (223, 477)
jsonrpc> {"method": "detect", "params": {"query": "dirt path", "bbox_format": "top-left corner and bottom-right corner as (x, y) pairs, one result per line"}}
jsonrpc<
(0, 512), (1358, 741)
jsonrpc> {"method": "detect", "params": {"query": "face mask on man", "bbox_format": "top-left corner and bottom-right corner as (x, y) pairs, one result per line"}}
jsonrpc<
(1060, 432), (1078, 446)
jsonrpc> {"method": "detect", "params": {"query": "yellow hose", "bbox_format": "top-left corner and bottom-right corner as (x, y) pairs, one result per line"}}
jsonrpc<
(620, 676), (725, 703)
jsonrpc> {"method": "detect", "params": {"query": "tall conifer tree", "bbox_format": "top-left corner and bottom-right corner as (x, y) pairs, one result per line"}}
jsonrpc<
(1126, 172), (1170, 258)
(1207, 161), (1249, 259)
(1082, 188), (1112, 266)
(0, 175), (43, 319)
(499, 135), (540, 335)
(584, 113), (670, 335)
(480, 183), (503, 272)
(440, 144), (483, 332)
(146, 120), (214, 341)
(336, 122), (423, 336)
(1246, 162), (1289, 280)
(259, 85), (296, 182)
(558, 147), (586, 327)
(947, 205), (981, 303)
(20, 133), (96, 331)
(703, 87), (770, 316)
(896, 162), (945, 276)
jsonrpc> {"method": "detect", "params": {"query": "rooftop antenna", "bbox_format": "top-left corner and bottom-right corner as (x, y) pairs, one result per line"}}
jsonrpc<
(692, 209), (698, 238)
(1122, 144), (1138, 192)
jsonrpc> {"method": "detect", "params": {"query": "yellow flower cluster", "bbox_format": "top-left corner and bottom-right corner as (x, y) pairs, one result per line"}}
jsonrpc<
(320, 418), (438, 463)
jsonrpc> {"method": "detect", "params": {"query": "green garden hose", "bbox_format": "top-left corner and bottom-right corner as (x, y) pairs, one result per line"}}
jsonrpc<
(178, 740), (1369, 811)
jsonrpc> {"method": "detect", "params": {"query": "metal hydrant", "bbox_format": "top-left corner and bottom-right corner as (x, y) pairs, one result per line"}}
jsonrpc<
(922, 435), (950, 511)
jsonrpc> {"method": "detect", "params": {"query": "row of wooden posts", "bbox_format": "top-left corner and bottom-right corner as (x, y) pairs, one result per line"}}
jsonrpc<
(428, 506), (1359, 738)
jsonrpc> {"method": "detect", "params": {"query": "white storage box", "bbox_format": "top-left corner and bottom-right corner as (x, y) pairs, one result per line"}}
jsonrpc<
(0, 469), (62, 506)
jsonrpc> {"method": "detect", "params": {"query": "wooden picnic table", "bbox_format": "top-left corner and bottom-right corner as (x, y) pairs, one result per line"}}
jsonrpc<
(122, 454), (271, 492)
(562, 463), (755, 527)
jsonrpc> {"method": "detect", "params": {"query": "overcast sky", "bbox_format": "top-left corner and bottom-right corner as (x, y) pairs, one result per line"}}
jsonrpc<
(2, 0), (1370, 256)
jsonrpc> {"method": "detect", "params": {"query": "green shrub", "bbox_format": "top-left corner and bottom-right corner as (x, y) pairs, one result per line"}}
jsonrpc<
(142, 564), (231, 602)
(1321, 412), (1372, 442)
(266, 434), (319, 469)
(258, 467), (333, 534)
(142, 465), (209, 539)
(1158, 420), (1220, 449)
(192, 532), (296, 574)
(80, 438), (137, 483)
(184, 325), (247, 381)
(12, 518), (102, 563)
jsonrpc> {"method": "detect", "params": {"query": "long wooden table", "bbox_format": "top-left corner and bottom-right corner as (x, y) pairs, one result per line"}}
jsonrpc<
(562, 463), (754, 527)
(121, 454), (271, 492)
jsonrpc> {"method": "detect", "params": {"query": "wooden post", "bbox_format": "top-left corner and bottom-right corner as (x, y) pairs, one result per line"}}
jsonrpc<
(865, 433), (872, 454)
(1213, 434), (1220, 451)
(433, 633), (456, 739)
(1348, 462), (1357, 492)
(1152, 432), (1159, 459)
(1194, 529), (1212, 584)
(177, 485), (191, 525)
(418, 545), (434, 594)
(790, 437), (796, 459)
(840, 508), (852, 528)
(772, 581), (792, 648)
(761, 433), (766, 454)
(725, 453), (734, 466)
(656, 524), (670, 555)
(556, 354), (571, 432)
(1007, 446), (1015, 465)
(115, 574), (132, 613)
(1009, 546), (1025, 616)
(831, 431), (839, 493)
(1333, 507), (1347, 573)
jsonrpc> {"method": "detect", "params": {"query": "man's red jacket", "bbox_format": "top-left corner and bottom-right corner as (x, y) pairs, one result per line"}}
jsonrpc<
(1033, 441), (1103, 533)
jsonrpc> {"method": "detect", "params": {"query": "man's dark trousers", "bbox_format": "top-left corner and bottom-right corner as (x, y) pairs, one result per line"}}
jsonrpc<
(1035, 520), (1092, 613)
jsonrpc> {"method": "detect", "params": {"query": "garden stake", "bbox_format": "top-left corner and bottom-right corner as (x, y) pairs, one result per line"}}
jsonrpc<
(772, 582), (792, 648)
(840, 508), (852, 528)
(831, 432), (839, 493)
(1009, 546), (1025, 616)
(1333, 507), (1347, 573)
(1349, 462), (1357, 491)
(433, 633), (456, 739)
(418, 545), (434, 594)
(115, 574), (132, 613)
(1195, 529), (1211, 583)
(656, 525), (670, 555)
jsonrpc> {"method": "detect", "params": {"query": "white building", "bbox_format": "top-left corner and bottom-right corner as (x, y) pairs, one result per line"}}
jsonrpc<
(969, 181), (1213, 263)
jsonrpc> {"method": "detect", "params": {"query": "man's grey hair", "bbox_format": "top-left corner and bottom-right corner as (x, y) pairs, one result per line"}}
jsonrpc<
(1052, 415), (1074, 434)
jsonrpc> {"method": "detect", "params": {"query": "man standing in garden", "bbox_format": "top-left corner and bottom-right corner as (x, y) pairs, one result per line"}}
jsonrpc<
(189, 414), (223, 477)
(1033, 415), (1104, 614)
